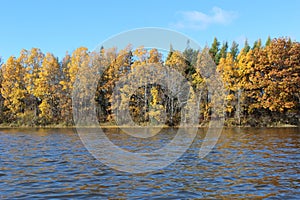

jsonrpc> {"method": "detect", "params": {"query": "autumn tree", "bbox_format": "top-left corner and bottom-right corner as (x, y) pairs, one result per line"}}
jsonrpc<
(60, 47), (89, 125)
(58, 52), (72, 125)
(73, 50), (103, 126)
(101, 45), (133, 123)
(20, 48), (45, 120)
(128, 47), (165, 125)
(165, 50), (188, 76)
(95, 47), (118, 123)
(34, 53), (61, 125)
(0, 57), (4, 123)
(217, 53), (238, 119)
(258, 38), (299, 124)
(195, 47), (217, 122)
(147, 49), (166, 125)
(1, 56), (26, 122)
(0, 36), (298, 127)
(165, 49), (189, 125)
(238, 38), (300, 126)
(235, 46), (255, 125)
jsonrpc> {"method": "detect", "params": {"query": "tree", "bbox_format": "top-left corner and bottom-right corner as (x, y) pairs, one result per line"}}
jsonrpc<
(217, 53), (239, 118)
(252, 39), (262, 50)
(0, 36), (299, 127)
(33, 53), (61, 124)
(219, 42), (228, 59)
(147, 49), (165, 125)
(209, 37), (220, 65)
(0, 57), (4, 123)
(243, 45), (266, 123)
(230, 41), (239, 60)
(260, 38), (299, 116)
(20, 48), (45, 119)
(165, 49), (189, 125)
(235, 48), (255, 125)
(166, 44), (174, 62)
(1, 56), (26, 121)
(265, 36), (271, 47)
(148, 86), (165, 125)
(239, 38), (300, 126)
(195, 47), (218, 122)
(165, 50), (188, 76)
(96, 47), (118, 123)
(243, 39), (251, 54)
(102, 45), (133, 123)
(148, 48), (163, 64)
(60, 47), (89, 125)
(59, 52), (72, 125)
(183, 45), (199, 80)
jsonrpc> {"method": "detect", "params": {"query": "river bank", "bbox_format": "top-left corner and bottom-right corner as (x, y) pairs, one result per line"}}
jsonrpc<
(0, 123), (298, 129)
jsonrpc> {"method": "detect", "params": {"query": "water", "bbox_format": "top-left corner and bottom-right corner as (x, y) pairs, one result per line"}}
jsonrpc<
(0, 128), (299, 199)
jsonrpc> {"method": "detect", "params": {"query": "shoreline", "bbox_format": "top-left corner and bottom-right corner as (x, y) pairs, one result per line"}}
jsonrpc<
(0, 124), (298, 129)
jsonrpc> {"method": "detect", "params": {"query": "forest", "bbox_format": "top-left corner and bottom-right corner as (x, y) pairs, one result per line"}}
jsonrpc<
(0, 37), (299, 127)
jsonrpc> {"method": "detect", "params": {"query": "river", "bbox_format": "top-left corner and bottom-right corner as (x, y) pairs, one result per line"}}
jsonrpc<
(0, 128), (299, 199)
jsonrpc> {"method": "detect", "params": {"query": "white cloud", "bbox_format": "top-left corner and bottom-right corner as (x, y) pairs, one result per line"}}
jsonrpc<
(171, 7), (238, 30)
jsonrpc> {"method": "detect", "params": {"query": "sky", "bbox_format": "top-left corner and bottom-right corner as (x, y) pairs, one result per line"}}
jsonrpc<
(1, 0), (300, 61)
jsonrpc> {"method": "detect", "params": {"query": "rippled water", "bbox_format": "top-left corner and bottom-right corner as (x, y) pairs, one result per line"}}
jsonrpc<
(0, 128), (299, 199)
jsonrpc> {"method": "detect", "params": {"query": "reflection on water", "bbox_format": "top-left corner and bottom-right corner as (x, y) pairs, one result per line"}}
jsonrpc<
(0, 128), (299, 199)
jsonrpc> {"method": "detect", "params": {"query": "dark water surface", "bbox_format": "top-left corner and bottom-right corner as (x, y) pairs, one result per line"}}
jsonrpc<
(0, 128), (299, 199)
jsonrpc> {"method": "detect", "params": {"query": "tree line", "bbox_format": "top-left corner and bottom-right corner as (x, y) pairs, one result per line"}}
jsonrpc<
(0, 37), (299, 127)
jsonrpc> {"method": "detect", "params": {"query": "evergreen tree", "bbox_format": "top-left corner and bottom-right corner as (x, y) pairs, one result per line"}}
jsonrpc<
(230, 41), (239, 60)
(243, 39), (251, 54)
(265, 36), (271, 46)
(183, 46), (198, 79)
(252, 39), (262, 49)
(166, 44), (174, 64)
(209, 37), (220, 64)
(219, 41), (228, 59)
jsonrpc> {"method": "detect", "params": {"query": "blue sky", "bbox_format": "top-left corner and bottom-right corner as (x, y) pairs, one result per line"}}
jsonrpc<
(1, 0), (299, 61)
